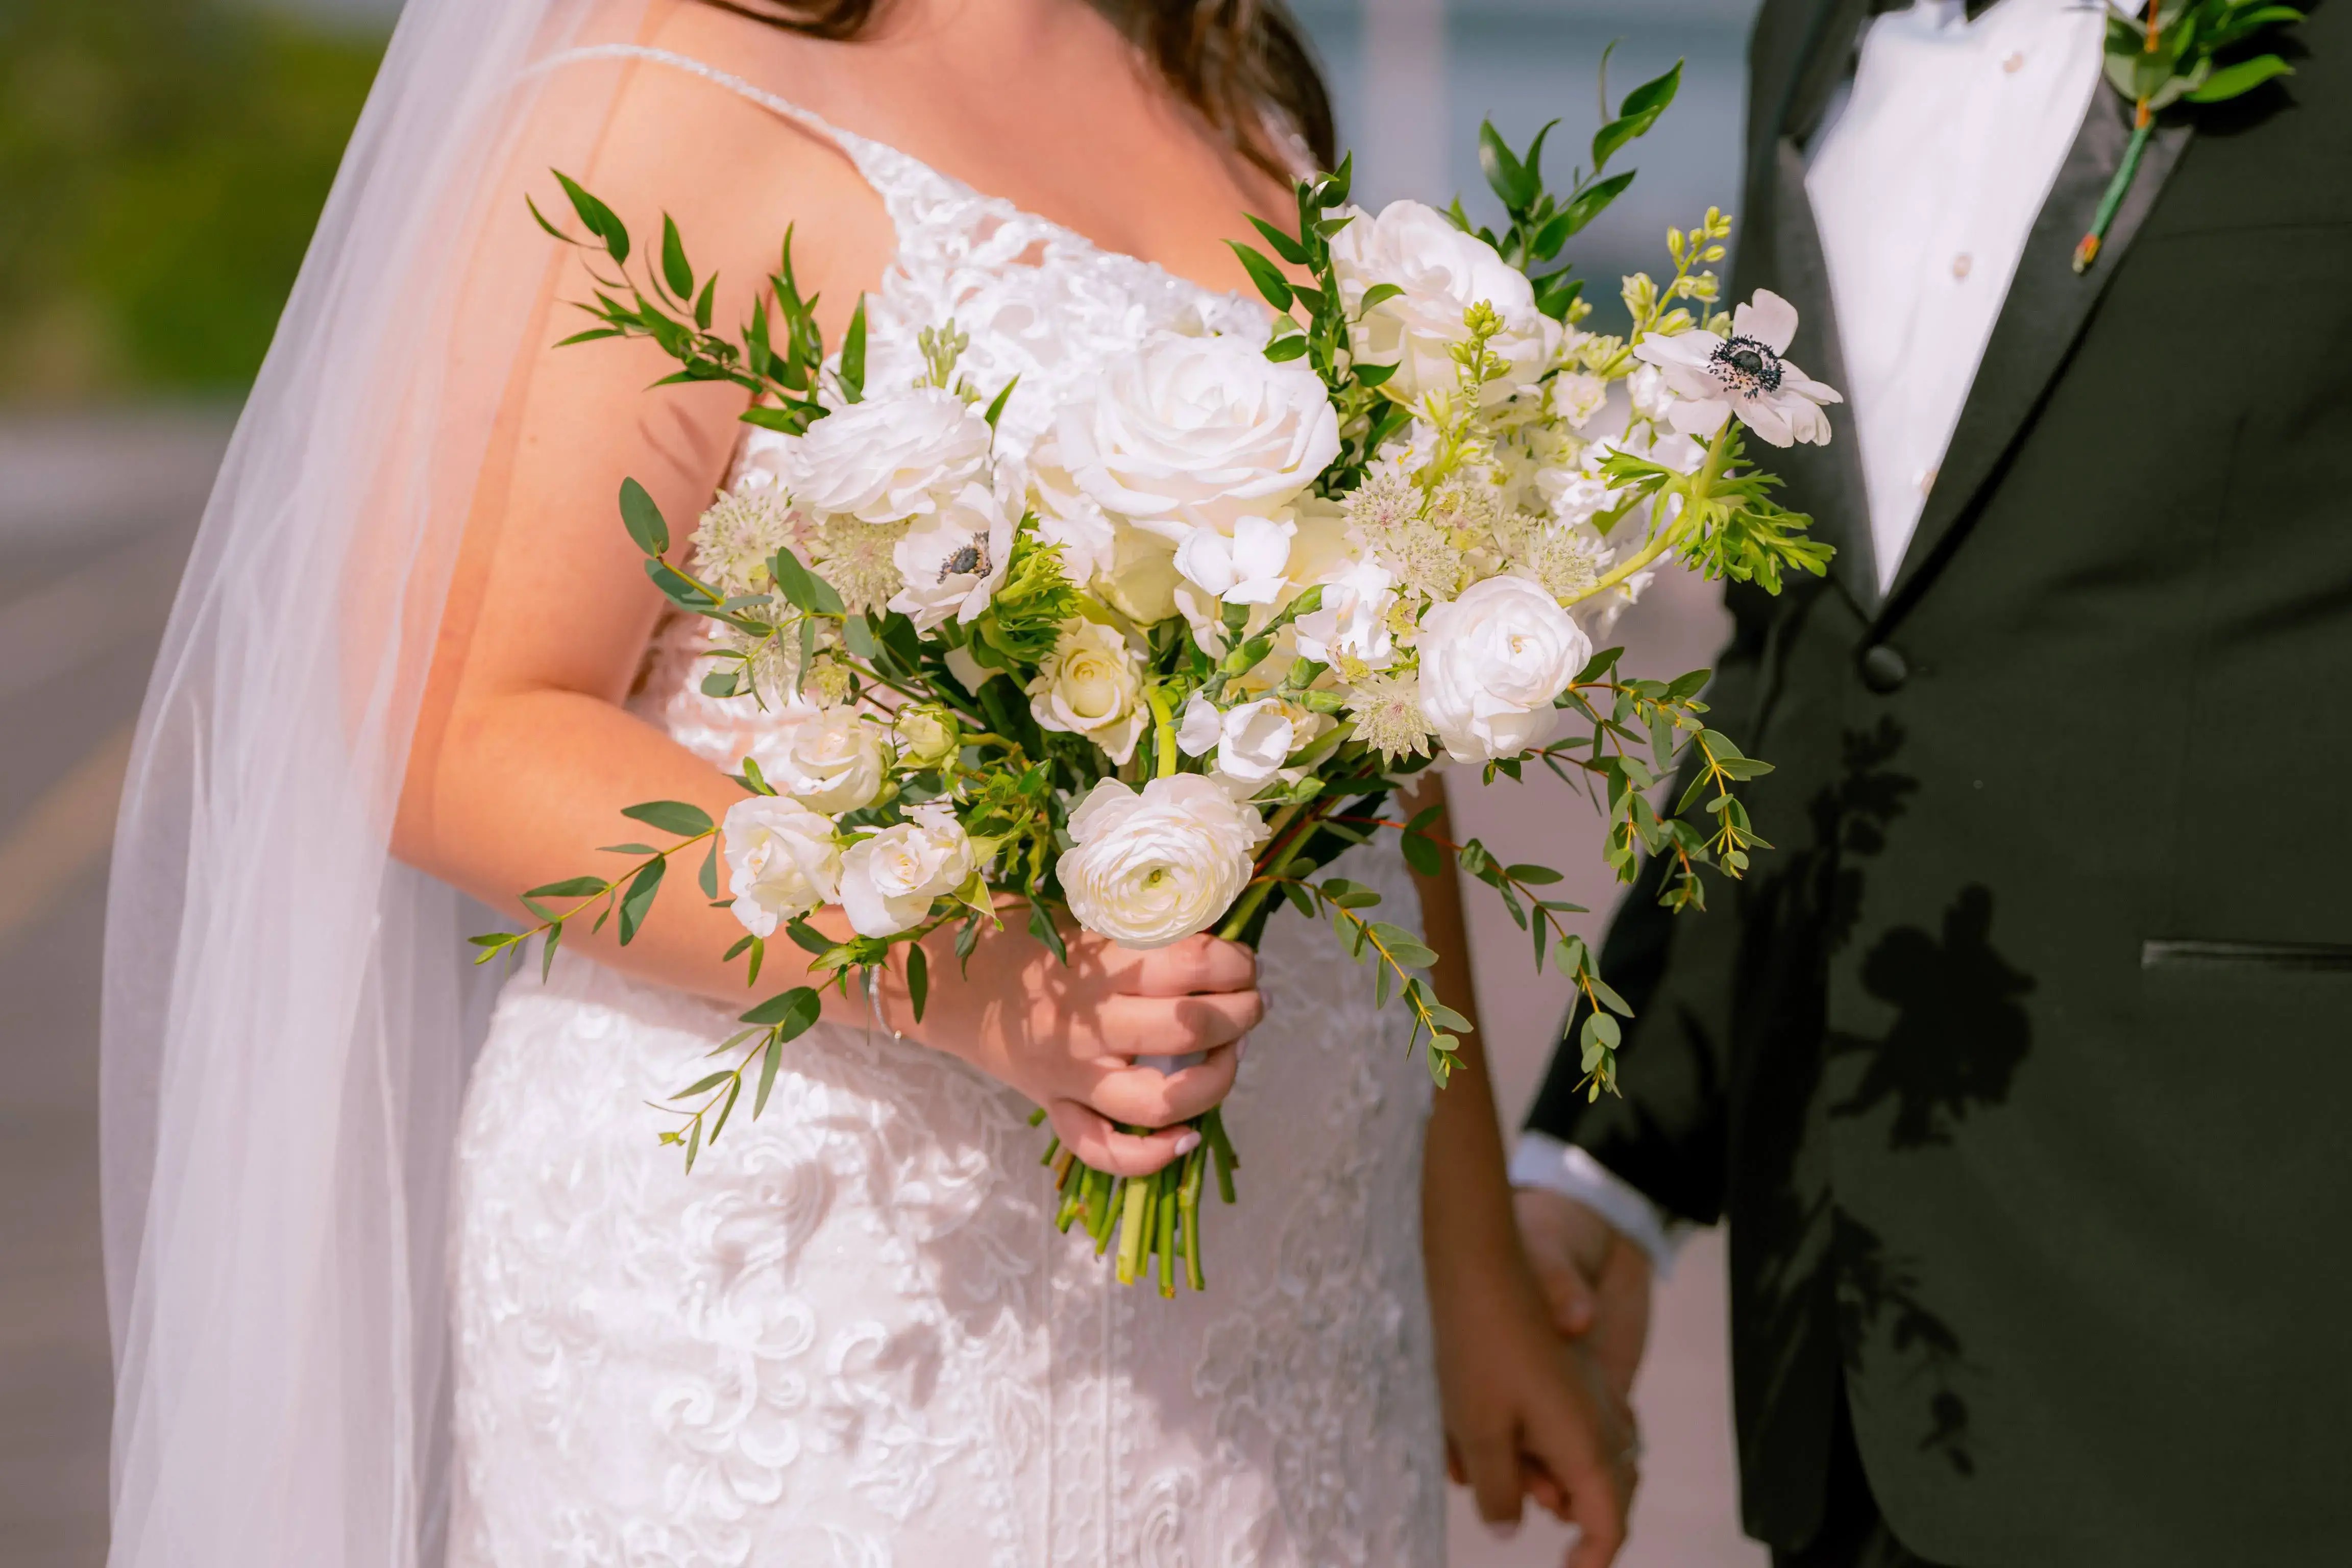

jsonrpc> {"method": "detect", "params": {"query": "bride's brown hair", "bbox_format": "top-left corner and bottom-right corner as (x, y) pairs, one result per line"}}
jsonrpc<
(691, 0), (1335, 179)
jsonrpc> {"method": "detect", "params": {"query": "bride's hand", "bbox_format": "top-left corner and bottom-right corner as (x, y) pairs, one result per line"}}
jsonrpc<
(883, 926), (1262, 1179)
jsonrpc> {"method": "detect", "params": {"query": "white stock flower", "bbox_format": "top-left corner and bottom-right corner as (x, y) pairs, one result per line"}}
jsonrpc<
(1027, 620), (1149, 765)
(888, 478), (1019, 631)
(1632, 289), (1842, 449)
(1628, 363), (1676, 424)
(1058, 330), (1338, 536)
(1059, 775), (1270, 949)
(1417, 574), (1592, 762)
(1329, 200), (1563, 406)
(1175, 692), (1295, 787)
(779, 386), (992, 524)
(1293, 556), (1399, 670)
(1171, 513), (1296, 605)
(754, 707), (888, 815)
(1538, 465), (1618, 529)
(721, 794), (842, 938)
(839, 800), (976, 938)
(1550, 372), (1610, 430)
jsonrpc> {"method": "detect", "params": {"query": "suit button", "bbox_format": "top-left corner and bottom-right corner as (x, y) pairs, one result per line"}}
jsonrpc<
(1860, 644), (1910, 693)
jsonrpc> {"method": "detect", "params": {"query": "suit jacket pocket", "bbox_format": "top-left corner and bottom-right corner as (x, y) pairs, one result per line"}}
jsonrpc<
(2141, 939), (2352, 973)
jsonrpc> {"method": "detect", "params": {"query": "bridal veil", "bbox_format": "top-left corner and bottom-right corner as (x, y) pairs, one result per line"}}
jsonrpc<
(99, 2), (676, 1560)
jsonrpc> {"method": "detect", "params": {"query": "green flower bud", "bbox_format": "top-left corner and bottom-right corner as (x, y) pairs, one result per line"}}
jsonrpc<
(895, 704), (961, 769)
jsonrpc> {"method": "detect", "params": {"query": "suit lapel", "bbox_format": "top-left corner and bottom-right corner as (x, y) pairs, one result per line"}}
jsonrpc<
(1875, 83), (2194, 621)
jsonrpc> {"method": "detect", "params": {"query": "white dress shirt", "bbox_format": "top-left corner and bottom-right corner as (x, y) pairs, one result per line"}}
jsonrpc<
(1511, 0), (2117, 1267)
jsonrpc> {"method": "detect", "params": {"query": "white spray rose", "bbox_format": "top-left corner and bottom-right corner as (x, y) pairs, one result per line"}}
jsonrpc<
(1293, 556), (1400, 671)
(1175, 692), (1295, 787)
(888, 477), (1019, 631)
(1417, 574), (1592, 762)
(1028, 620), (1149, 765)
(838, 800), (976, 938)
(1329, 200), (1563, 407)
(778, 386), (991, 525)
(1059, 775), (1270, 949)
(1058, 330), (1339, 536)
(1171, 512), (1296, 605)
(755, 707), (888, 815)
(721, 795), (842, 938)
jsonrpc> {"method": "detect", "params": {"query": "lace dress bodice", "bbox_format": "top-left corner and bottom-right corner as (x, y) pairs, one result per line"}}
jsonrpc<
(447, 48), (1443, 1567)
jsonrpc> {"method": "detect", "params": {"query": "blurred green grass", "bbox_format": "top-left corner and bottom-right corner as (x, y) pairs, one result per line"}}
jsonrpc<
(0, 0), (386, 405)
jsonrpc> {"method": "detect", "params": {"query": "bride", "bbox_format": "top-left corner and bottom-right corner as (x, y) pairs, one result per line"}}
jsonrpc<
(100, 1), (1630, 1563)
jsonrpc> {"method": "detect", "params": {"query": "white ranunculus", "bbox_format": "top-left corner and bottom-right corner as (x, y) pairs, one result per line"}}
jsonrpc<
(1329, 200), (1563, 407)
(1417, 574), (1592, 762)
(888, 478), (1018, 631)
(1550, 371), (1610, 430)
(1632, 289), (1842, 449)
(1174, 692), (1295, 786)
(1058, 330), (1339, 536)
(1293, 555), (1400, 671)
(1059, 775), (1270, 949)
(1028, 620), (1148, 765)
(778, 386), (992, 524)
(721, 794), (842, 938)
(755, 707), (888, 815)
(1171, 512), (1296, 605)
(838, 799), (976, 938)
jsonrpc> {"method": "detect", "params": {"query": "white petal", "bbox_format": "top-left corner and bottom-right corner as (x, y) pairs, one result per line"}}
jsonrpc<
(1633, 331), (1717, 369)
(1667, 397), (1731, 440)
(1735, 289), (1800, 354)
(1778, 362), (1844, 406)
(1736, 396), (1794, 448)
(1176, 693), (1222, 756)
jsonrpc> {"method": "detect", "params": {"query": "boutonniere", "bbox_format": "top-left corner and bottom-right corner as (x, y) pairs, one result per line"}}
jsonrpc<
(2074, 0), (2306, 272)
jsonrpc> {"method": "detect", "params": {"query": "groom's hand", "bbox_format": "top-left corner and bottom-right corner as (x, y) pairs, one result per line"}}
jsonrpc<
(1515, 1187), (1654, 1406)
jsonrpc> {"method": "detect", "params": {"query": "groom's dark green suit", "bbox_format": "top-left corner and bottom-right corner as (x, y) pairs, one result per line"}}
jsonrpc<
(1523, 2), (2352, 1563)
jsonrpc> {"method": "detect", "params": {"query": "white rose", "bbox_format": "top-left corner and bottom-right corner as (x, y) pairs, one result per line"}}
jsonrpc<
(721, 794), (842, 938)
(1329, 200), (1563, 407)
(754, 707), (888, 815)
(1550, 371), (1610, 430)
(1417, 574), (1591, 762)
(888, 477), (1019, 631)
(1293, 555), (1400, 671)
(838, 799), (976, 938)
(1059, 775), (1270, 949)
(1099, 522), (1184, 623)
(1171, 512), (1295, 605)
(1057, 330), (1339, 537)
(779, 386), (992, 524)
(1028, 620), (1149, 765)
(1024, 424), (1120, 586)
(1175, 692), (1295, 786)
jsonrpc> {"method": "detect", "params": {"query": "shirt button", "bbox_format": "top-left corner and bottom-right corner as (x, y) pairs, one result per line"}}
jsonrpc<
(1860, 644), (1911, 694)
(1952, 253), (1973, 279)
(2003, 52), (2026, 74)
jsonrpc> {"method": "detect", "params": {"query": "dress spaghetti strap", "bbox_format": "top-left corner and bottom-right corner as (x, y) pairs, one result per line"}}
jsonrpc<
(535, 42), (892, 182)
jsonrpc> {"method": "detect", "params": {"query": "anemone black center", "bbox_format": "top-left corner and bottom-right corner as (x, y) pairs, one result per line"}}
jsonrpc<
(938, 535), (990, 583)
(1711, 335), (1784, 395)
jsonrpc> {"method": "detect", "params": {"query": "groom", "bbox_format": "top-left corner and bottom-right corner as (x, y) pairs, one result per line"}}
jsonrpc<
(1511, 1), (2352, 1564)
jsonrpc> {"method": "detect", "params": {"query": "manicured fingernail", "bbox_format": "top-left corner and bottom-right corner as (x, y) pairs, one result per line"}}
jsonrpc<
(1173, 1131), (1202, 1155)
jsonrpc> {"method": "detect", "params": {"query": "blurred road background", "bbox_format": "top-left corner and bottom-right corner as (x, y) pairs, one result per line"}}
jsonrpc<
(0, 2), (1762, 1564)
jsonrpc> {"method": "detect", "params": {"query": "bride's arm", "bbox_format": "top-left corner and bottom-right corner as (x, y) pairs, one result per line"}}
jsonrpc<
(391, 58), (1239, 1175)
(1413, 776), (1632, 1563)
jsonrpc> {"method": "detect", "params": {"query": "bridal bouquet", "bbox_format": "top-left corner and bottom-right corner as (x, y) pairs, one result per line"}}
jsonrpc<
(474, 62), (1839, 1294)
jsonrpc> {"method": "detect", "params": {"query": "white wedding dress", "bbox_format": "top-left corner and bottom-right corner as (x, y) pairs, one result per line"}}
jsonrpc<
(445, 48), (1443, 1568)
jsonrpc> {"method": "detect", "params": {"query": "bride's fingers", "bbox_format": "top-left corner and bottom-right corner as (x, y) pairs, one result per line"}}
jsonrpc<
(1521, 1400), (1631, 1568)
(1093, 990), (1263, 1057)
(1043, 1100), (1196, 1178)
(1081, 1047), (1239, 1129)
(1109, 935), (1258, 997)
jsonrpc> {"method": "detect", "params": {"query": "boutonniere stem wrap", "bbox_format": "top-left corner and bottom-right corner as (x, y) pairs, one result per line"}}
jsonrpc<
(2075, 0), (2305, 273)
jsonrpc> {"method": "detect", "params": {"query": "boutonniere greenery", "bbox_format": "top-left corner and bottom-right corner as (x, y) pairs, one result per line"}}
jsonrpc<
(2075, 0), (2306, 272)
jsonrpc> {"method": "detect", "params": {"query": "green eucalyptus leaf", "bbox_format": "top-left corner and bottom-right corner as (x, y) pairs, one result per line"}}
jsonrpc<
(622, 799), (714, 837)
(740, 984), (823, 1038)
(1246, 213), (1310, 265)
(616, 856), (667, 945)
(841, 295), (868, 402)
(523, 875), (609, 899)
(1559, 170), (1638, 238)
(619, 478), (670, 556)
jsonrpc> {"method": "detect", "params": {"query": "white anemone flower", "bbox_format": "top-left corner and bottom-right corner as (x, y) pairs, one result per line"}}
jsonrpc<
(1632, 289), (1841, 449)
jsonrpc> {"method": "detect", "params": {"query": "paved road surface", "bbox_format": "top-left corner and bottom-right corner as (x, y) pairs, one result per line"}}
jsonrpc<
(0, 408), (1762, 1568)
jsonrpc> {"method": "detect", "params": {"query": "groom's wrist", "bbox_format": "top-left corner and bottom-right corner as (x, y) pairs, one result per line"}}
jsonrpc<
(1508, 1132), (1692, 1278)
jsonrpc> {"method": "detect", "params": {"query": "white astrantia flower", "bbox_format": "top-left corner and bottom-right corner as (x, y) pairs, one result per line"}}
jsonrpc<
(1550, 371), (1610, 431)
(1059, 775), (1270, 949)
(810, 516), (909, 617)
(754, 706), (889, 816)
(1027, 619), (1149, 765)
(1329, 200), (1564, 407)
(779, 385), (992, 524)
(838, 799), (976, 938)
(721, 794), (842, 938)
(1417, 574), (1592, 763)
(691, 487), (806, 599)
(1633, 289), (1842, 449)
(1058, 329), (1339, 536)
(1344, 667), (1437, 764)
(888, 477), (1018, 631)
(1171, 513), (1296, 605)
(1175, 692), (1295, 787)
(1292, 555), (1399, 671)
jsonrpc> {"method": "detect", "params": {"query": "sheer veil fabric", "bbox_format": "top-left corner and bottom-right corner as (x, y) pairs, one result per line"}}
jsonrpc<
(99, 3), (670, 1561)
